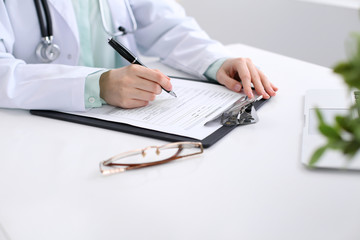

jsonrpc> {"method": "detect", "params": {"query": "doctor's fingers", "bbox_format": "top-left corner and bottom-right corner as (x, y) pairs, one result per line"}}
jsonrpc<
(235, 59), (278, 99)
(127, 65), (172, 92)
(117, 98), (149, 109)
(217, 70), (243, 92)
(127, 77), (163, 95)
(246, 61), (275, 99)
(258, 70), (278, 94)
(217, 58), (253, 99)
(114, 88), (157, 109)
(235, 59), (254, 99)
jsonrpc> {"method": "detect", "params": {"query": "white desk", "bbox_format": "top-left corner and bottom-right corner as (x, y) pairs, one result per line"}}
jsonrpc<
(1, 44), (359, 240)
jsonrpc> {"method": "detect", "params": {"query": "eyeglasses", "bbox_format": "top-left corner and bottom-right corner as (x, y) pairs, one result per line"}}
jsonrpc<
(99, 142), (203, 175)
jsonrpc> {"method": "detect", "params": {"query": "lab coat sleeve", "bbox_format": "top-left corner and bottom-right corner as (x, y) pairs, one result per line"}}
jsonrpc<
(0, 55), (101, 111)
(0, 3), (100, 111)
(131, 0), (234, 79)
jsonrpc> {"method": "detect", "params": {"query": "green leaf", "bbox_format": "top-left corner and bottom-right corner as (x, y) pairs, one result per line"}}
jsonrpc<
(315, 108), (324, 124)
(335, 115), (352, 133)
(333, 35), (360, 89)
(343, 69), (360, 89)
(334, 62), (352, 75)
(328, 139), (346, 150)
(309, 34), (360, 164)
(318, 123), (341, 140)
(309, 145), (328, 167)
(343, 140), (360, 157)
(353, 124), (360, 142)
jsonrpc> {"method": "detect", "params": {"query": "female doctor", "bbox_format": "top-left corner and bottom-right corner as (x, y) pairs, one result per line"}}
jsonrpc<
(0, 0), (277, 111)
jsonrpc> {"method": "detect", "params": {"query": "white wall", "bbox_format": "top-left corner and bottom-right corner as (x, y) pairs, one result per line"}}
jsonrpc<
(178, 0), (360, 68)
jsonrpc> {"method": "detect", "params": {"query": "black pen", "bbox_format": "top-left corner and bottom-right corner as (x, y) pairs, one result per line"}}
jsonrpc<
(108, 37), (177, 98)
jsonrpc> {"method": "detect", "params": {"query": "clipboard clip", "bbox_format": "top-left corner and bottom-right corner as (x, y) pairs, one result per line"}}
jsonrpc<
(221, 95), (263, 126)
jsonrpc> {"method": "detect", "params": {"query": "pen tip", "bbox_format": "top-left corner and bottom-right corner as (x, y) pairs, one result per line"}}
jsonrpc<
(169, 91), (177, 98)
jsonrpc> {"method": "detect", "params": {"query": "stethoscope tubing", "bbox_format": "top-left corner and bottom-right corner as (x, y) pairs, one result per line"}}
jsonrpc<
(34, 0), (53, 38)
(34, 0), (137, 39)
(98, 0), (137, 37)
(30, 0), (201, 78)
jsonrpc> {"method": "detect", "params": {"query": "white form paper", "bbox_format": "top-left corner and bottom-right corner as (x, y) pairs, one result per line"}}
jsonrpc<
(67, 79), (244, 139)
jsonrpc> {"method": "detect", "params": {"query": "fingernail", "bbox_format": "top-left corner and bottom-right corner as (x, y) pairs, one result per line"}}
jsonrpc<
(234, 84), (241, 92)
(249, 92), (254, 98)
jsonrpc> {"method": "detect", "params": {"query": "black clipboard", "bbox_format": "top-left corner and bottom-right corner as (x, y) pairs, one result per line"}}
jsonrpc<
(30, 98), (268, 148)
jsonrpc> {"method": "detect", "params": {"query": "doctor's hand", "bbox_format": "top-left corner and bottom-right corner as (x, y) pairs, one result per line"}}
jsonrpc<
(99, 65), (172, 108)
(216, 58), (278, 99)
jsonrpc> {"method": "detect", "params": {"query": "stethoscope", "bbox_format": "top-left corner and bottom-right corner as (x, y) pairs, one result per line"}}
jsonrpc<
(34, 0), (137, 63)
(34, 0), (60, 63)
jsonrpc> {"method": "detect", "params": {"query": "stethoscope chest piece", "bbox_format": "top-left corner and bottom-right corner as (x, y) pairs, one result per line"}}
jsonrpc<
(36, 36), (60, 63)
(34, 0), (60, 63)
(33, 0), (136, 63)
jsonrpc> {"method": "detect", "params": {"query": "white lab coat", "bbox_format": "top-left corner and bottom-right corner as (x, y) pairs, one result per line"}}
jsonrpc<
(0, 0), (231, 111)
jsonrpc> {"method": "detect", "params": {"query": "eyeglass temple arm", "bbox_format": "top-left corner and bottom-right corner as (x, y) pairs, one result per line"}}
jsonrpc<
(101, 143), (203, 173)
(108, 147), (184, 169)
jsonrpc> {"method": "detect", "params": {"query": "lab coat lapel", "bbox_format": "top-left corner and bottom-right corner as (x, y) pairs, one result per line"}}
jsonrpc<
(106, 0), (138, 54)
(47, 0), (80, 45)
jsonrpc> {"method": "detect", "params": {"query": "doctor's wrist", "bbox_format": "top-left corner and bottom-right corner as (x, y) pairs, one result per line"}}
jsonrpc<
(99, 70), (111, 103)
(203, 58), (228, 82)
(84, 69), (108, 108)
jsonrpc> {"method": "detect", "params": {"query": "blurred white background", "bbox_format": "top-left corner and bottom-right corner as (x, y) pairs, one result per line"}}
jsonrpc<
(178, 0), (360, 68)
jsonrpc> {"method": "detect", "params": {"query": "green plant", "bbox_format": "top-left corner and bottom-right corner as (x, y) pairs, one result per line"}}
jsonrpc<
(310, 34), (360, 166)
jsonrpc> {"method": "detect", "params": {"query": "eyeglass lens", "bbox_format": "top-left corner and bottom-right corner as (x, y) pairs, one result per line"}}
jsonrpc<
(112, 143), (202, 165)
